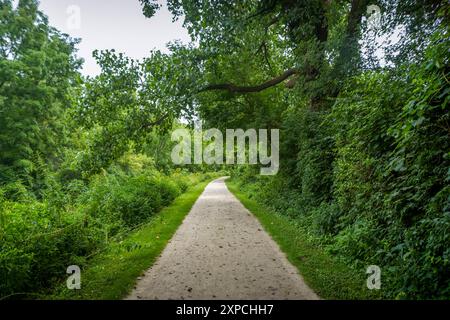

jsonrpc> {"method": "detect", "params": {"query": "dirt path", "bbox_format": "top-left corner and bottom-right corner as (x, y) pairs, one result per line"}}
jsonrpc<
(126, 177), (319, 300)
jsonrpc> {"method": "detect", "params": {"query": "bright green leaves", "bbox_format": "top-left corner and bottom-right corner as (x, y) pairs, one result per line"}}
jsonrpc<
(76, 50), (142, 128)
(326, 28), (449, 298)
(77, 46), (202, 131)
(390, 28), (450, 148)
(0, 0), (81, 190)
(72, 44), (205, 174)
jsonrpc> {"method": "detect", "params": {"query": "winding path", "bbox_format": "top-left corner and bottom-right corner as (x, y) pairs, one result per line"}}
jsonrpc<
(126, 177), (319, 300)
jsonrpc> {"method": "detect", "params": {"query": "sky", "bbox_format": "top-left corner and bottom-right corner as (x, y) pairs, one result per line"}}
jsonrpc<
(26, 1), (395, 76)
(34, 0), (191, 76)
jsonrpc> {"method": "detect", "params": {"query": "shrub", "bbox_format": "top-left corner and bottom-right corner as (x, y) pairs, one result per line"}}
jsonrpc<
(0, 158), (213, 298)
(231, 31), (449, 299)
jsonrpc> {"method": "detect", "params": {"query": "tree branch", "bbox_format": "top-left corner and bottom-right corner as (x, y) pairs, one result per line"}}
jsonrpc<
(246, 0), (279, 21)
(139, 112), (171, 131)
(199, 68), (299, 93)
(256, 41), (274, 74)
(336, 0), (370, 70)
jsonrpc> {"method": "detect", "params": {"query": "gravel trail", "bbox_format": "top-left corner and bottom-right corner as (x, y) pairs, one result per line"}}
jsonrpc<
(126, 177), (319, 300)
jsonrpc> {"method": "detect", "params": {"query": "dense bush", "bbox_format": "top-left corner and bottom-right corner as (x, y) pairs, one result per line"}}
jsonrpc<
(0, 197), (97, 297)
(82, 170), (182, 230)
(231, 31), (449, 299)
(0, 153), (211, 298)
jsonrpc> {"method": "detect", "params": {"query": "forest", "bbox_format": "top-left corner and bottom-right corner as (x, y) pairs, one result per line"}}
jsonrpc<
(0, 0), (449, 300)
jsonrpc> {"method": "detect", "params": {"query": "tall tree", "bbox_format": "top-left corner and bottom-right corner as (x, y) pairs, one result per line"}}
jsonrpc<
(0, 0), (81, 193)
(140, 0), (447, 107)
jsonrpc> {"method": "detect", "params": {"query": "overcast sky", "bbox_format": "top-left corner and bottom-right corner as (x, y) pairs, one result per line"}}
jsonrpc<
(35, 0), (191, 76)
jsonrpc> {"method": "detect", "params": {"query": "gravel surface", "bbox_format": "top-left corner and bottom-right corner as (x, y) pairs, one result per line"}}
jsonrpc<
(126, 177), (319, 300)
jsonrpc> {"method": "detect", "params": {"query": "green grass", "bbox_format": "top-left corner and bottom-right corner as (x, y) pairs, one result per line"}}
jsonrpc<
(226, 179), (382, 300)
(47, 179), (213, 300)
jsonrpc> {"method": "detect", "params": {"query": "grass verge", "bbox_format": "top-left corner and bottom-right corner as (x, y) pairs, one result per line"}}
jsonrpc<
(226, 179), (382, 300)
(47, 179), (213, 300)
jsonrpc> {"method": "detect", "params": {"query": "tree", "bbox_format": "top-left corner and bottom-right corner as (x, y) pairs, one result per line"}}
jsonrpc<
(0, 0), (81, 194)
(137, 0), (449, 299)
(140, 0), (446, 107)
(73, 43), (204, 174)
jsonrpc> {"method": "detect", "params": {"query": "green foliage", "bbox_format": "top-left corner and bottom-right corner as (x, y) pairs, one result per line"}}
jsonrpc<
(82, 169), (181, 230)
(1, 0), (448, 301)
(0, 196), (98, 298)
(139, 0), (160, 18)
(227, 179), (382, 300)
(69, 44), (206, 175)
(48, 177), (213, 300)
(231, 28), (449, 299)
(0, 151), (212, 298)
(0, 0), (81, 191)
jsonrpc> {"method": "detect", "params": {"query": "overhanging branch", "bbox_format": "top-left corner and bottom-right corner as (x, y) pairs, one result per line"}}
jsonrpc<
(139, 112), (171, 131)
(199, 68), (299, 94)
